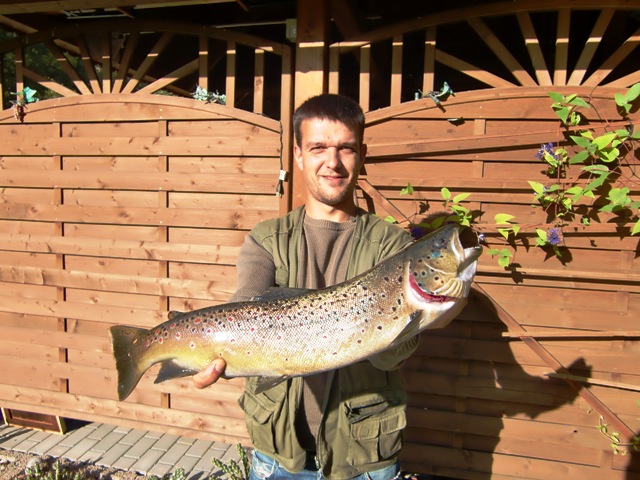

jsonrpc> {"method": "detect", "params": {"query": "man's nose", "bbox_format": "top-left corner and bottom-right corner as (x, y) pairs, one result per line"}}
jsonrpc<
(325, 147), (341, 168)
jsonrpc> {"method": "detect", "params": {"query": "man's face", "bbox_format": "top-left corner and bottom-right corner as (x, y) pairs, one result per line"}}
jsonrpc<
(294, 118), (366, 209)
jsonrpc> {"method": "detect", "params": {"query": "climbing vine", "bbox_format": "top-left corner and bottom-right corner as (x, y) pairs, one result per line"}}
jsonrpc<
(402, 83), (640, 268)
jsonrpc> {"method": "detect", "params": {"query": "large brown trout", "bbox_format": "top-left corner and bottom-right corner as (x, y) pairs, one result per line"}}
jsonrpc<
(110, 224), (481, 401)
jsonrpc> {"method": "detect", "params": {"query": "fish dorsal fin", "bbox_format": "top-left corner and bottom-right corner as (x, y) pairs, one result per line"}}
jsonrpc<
(168, 310), (185, 320)
(251, 287), (314, 302)
(253, 375), (290, 394)
(154, 360), (199, 384)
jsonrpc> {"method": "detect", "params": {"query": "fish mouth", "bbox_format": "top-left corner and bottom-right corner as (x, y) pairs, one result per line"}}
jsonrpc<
(456, 227), (483, 276)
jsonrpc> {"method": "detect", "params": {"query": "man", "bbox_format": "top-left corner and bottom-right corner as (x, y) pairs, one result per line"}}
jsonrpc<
(194, 94), (418, 480)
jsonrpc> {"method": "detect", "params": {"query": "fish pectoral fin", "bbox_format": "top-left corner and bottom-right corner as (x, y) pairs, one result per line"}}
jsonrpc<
(388, 311), (422, 347)
(253, 375), (290, 394)
(154, 360), (199, 384)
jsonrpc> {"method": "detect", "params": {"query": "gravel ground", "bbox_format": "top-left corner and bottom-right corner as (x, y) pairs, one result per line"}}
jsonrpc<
(0, 449), (166, 479)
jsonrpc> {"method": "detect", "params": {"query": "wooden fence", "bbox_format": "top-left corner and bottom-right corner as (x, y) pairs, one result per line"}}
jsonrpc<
(1, 1), (640, 479)
(0, 94), (285, 445)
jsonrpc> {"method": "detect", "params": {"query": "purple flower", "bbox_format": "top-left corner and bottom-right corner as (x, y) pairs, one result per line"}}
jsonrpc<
(536, 142), (557, 160)
(410, 226), (425, 239)
(547, 227), (562, 246)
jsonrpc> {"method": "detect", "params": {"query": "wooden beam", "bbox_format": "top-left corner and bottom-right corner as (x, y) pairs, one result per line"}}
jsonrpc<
(468, 17), (536, 87)
(568, 8), (615, 86)
(517, 11), (553, 86)
(553, 8), (570, 86)
(0, 0), (237, 15)
(293, 0), (330, 208)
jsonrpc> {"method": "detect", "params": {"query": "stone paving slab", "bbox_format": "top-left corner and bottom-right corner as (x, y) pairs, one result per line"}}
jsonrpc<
(0, 420), (248, 479)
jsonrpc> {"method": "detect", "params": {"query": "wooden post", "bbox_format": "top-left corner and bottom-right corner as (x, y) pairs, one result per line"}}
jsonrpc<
(292, 0), (330, 209)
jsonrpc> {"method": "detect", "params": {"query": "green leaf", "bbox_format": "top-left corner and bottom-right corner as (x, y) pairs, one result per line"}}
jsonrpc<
(528, 181), (545, 195)
(384, 216), (397, 223)
(452, 192), (470, 203)
(632, 220), (640, 236)
(592, 132), (617, 150)
(441, 187), (451, 200)
(625, 83), (640, 102)
(569, 96), (590, 108)
(498, 256), (510, 268)
(570, 135), (592, 149)
(582, 164), (610, 174)
(495, 213), (516, 224)
(431, 216), (445, 229)
(400, 182), (414, 196)
(549, 92), (564, 102)
(536, 228), (548, 241)
(569, 150), (590, 164)
(497, 228), (511, 240)
(615, 92), (627, 107)
(597, 146), (620, 163)
(555, 106), (570, 124)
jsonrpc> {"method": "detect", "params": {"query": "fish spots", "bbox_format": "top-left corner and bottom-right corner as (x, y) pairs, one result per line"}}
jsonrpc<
(194, 317), (202, 324)
(175, 332), (181, 340)
(170, 323), (176, 329)
(189, 341), (196, 349)
(377, 325), (383, 330)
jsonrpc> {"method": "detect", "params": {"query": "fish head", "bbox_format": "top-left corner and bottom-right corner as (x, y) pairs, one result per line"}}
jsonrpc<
(402, 224), (482, 329)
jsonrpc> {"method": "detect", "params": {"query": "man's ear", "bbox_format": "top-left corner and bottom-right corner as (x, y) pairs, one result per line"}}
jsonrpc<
(359, 143), (368, 168)
(294, 144), (303, 171)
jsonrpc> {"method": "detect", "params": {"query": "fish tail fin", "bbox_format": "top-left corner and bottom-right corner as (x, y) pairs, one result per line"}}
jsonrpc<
(109, 325), (148, 401)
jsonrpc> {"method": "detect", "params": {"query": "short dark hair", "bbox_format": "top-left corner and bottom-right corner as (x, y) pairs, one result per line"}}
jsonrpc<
(293, 94), (365, 147)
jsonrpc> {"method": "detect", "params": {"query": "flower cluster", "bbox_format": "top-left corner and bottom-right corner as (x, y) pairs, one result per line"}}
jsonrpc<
(535, 142), (558, 161)
(547, 227), (562, 246)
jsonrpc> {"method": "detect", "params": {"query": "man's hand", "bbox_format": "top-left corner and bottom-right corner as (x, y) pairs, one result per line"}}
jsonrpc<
(193, 358), (227, 389)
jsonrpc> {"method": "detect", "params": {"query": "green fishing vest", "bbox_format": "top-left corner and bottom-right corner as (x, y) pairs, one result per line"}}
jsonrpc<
(237, 206), (412, 480)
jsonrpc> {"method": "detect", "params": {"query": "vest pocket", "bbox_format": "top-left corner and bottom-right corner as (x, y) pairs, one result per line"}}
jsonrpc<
(238, 380), (288, 453)
(345, 398), (407, 465)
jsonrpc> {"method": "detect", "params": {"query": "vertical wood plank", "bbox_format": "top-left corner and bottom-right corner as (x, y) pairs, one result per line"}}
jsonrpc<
(279, 46), (294, 216)
(78, 36), (102, 94)
(554, 8), (571, 86)
(54, 150), (68, 394)
(328, 45), (340, 94)
(584, 26), (640, 86)
(293, 0), (329, 208)
(113, 32), (139, 94)
(14, 47), (24, 93)
(102, 32), (112, 94)
(45, 41), (92, 95)
(121, 32), (174, 94)
(423, 26), (436, 94)
(359, 44), (371, 112)
(517, 12), (552, 86)
(390, 35), (403, 106)
(568, 8), (615, 86)
(226, 41), (236, 108)
(468, 17), (536, 86)
(254, 49), (265, 115)
(199, 35), (209, 92)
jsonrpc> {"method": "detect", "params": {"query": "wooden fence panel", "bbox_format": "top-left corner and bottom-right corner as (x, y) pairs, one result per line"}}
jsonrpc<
(0, 95), (285, 444)
(358, 86), (640, 479)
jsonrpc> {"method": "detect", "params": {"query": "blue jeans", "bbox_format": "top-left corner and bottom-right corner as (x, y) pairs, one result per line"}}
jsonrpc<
(249, 450), (401, 480)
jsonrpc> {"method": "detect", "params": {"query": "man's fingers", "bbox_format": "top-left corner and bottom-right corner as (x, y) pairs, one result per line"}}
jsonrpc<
(193, 359), (226, 389)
